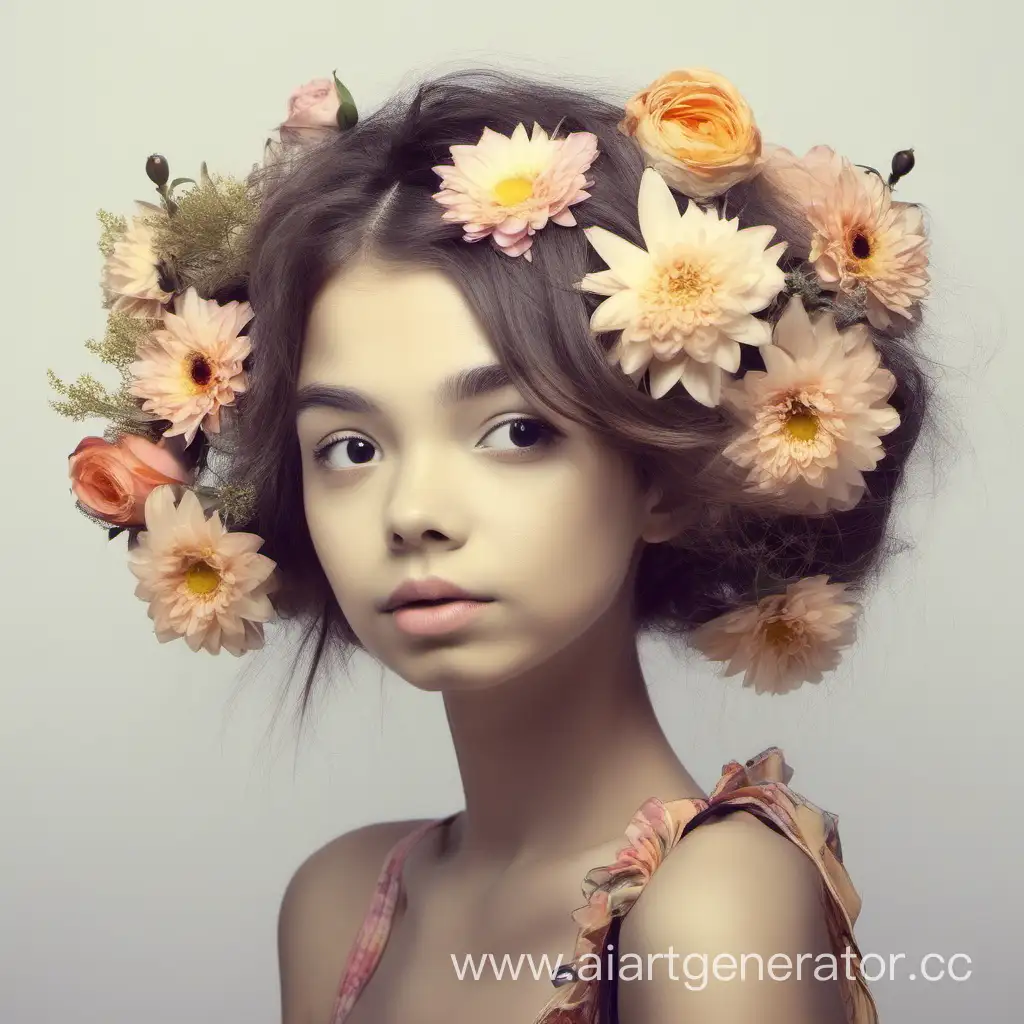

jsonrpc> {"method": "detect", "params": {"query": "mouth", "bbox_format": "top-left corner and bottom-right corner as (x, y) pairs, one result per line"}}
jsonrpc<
(389, 597), (494, 611)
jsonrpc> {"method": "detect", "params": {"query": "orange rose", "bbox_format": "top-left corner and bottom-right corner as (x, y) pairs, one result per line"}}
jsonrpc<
(619, 68), (762, 199)
(69, 434), (191, 526)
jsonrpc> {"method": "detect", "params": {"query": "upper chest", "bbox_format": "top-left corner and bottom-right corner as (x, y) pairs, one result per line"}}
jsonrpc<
(340, 855), (607, 1024)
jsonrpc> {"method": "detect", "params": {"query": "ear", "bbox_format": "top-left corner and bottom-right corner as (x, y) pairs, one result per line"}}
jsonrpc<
(639, 485), (692, 545)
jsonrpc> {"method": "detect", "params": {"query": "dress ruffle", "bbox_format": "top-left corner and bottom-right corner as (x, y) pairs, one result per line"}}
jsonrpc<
(535, 747), (877, 1024)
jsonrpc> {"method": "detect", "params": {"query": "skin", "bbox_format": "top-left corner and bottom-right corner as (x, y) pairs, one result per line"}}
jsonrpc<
(282, 257), (849, 1024)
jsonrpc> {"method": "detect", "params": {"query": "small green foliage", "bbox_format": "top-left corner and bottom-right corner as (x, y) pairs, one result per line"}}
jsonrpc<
(47, 368), (141, 428)
(83, 311), (157, 371)
(149, 169), (260, 298)
(96, 209), (128, 258)
(216, 483), (257, 528)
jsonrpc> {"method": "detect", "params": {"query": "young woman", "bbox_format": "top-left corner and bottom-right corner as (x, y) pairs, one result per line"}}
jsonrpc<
(62, 65), (931, 1023)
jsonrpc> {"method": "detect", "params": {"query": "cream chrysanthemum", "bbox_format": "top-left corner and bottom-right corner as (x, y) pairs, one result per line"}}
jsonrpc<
(127, 486), (276, 656)
(578, 167), (786, 406)
(128, 287), (253, 446)
(761, 145), (930, 331)
(722, 295), (900, 513)
(431, 122), (599, 261)
(691, 575), (859, 694)
(100, 201), (175, 319)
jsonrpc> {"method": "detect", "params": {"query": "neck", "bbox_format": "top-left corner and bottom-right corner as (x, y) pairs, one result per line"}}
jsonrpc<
(439, 601), (701, 868)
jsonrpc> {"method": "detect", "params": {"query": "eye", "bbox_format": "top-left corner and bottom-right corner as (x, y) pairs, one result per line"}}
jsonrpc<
(310, 416), (562, 471)
(311, 434), (379, 469)
(477, 416), (562, 455)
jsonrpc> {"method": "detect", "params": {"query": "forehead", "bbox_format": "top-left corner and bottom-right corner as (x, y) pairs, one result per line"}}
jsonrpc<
(299, 259), (497, 390)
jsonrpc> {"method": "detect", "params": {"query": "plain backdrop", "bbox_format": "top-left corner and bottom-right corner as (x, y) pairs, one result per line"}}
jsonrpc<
(1, 0), (1020, 1021)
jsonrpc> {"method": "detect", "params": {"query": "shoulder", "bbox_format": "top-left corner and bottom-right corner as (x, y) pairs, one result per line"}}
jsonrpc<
(618, 809), (850, 1024)
(277, 818), (433, 1024)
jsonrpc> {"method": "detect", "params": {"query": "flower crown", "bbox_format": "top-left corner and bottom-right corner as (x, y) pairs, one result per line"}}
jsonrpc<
(51, 68), (930, 691)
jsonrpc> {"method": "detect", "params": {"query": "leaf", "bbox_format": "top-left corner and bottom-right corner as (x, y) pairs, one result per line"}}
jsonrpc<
(168, 176), (196, 200)
(333, 70), (358, 130)
(108, 525), (127, 540)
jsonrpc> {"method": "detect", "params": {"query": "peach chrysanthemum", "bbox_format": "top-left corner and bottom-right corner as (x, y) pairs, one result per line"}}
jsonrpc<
(691, 575), (859, 694)
(128, 287), (253, 446)
(578, 167), (786, 407)
(761, 145), (930, 331)
(127, 486), (277, 656)
(100, 201), (175, 319)
(722, 295), (900, 513)
(431, 122), (599, 261)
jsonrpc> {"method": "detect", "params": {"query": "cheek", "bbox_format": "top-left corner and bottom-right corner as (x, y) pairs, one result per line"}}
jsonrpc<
(504, 462), (642, 624)
(302, 484), (367, 606)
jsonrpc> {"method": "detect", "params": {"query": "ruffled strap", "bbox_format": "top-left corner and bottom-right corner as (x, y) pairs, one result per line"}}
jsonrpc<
(677, 747), (878, 1024)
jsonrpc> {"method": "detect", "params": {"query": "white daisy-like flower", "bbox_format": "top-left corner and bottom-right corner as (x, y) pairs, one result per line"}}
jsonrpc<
(691, 575), (860, 694)
(99, 201), (174, 319)
(577, 167), (787, 406)
(722, 295), (900, 513)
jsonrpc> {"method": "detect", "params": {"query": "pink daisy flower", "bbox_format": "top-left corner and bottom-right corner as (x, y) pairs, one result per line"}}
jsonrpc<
(691, 575), (860, 694)
(128, 287), (253, 446)
(431, 122), (599, 261)
(761, 144), (930, 331)
(127, 485), (277, 656)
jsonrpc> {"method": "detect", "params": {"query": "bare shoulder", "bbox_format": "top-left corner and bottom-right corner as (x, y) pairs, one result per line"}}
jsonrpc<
(278, 817), (432, 1024)
(619, 810), (849, 1024)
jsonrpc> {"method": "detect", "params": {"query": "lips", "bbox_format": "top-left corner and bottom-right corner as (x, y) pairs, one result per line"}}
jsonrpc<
(380, 575), (493, 613)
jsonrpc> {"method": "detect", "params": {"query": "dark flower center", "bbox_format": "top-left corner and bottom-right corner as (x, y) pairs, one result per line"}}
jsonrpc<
(189, 353), (213, 388)
(850, 232), (872, 260)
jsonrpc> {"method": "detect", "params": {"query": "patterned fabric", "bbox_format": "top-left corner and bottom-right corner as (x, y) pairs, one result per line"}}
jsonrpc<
(330, 747), (877, 1024)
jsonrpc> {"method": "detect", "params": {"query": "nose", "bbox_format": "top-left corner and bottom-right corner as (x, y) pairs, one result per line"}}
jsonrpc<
(384, 446), (466, 552)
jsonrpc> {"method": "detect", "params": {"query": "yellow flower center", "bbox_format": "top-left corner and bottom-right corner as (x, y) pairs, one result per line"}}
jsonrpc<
(185, 559), (221, 595)
(784, 406), (820, 442)
(644, 257), (714, 314)
(493, 176), (535, 207)
(187, 352), (213, 393)
(763, 618), (797, 648)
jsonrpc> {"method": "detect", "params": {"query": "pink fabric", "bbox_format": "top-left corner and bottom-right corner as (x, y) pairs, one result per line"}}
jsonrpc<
(330, 747), (877, 1024)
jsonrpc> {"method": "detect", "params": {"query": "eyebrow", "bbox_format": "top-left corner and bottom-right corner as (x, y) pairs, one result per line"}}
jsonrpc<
(294, 362), (515, 417)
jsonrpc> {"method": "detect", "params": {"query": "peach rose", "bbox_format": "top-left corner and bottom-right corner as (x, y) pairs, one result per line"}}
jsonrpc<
(69, 434), (191, 526)
(619, 68), (762, 199)
(279, 78), (341, 146)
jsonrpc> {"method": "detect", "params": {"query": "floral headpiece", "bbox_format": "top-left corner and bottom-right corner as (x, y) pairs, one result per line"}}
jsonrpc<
(51, 68), (930, 693)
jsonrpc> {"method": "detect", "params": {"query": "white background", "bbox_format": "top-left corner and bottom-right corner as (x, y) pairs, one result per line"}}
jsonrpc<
(1, 0), (1020, 1021)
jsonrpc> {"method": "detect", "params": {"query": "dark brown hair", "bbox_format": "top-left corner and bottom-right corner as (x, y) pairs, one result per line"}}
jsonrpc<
(218, 68), (932, 716)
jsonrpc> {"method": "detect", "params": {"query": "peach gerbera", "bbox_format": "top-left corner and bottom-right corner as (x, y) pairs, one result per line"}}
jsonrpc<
(127, 485), (276, 656)
(578, 167), (786, 406)
(100, 201), (175, 319)
(691, 575), (860, 694)
(431, 122), (599, 261)
(128, 287), (253, 446)
(761, 145), (930, 330)
(722, 295), (900, 513)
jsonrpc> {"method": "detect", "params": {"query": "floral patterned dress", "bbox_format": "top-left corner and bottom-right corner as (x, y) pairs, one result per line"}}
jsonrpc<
(330, 747), (877, 1024)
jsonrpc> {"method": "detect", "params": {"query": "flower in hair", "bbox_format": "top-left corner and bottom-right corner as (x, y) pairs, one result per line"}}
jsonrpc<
(578, 166), (786, 406)
(100, 201), (175, 320)
(619, 68), (763, 199)
(761, 145), (930, 330)
(69, 434), (192, 527)
(722, 295), (900, 513)
(128, 287), (253, 446)
(431, 122), (599, 261)
(691, 575), (859, 694)
(127, 485), (277, 656)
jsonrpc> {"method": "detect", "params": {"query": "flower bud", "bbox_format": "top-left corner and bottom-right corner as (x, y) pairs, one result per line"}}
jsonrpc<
(888, 148), (915, 187)
(146, 154), (170, 187)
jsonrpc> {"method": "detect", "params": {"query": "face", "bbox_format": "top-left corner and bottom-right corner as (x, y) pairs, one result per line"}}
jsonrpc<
(296, 259), (673, 692)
